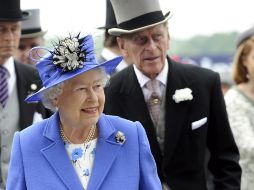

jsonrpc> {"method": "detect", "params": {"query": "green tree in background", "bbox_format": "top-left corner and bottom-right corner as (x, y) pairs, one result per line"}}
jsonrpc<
(170, 32), (238, 57)
(44, 31), (239, 58)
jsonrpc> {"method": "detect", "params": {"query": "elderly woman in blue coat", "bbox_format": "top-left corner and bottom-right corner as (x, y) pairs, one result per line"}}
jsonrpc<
(6, 34), (162, 190)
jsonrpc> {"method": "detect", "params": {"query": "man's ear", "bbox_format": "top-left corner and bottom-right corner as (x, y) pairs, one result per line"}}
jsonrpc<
(167, 31), (170, 50)
(117, 37), (128, 57)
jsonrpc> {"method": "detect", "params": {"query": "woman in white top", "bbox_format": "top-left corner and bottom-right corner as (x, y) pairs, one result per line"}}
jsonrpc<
(225, 26), (254, 190)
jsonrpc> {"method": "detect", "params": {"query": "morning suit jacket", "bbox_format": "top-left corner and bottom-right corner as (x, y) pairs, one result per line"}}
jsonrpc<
(104, 57), (241, 190)
(6, 112), (162, 190)
(14, 60), (50, 130)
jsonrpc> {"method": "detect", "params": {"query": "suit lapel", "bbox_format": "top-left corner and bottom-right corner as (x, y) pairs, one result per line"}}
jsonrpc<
(15, 61), (34, 129)
(163, 59), (194, 166)
(41, 113), (83, 190)
(117, 67), (162, 162)
(87, 114), (123, 190)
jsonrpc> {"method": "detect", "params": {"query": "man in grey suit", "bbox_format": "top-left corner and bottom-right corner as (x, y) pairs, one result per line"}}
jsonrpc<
(104, 0), (241, 189)
(0, 0), (50, 188)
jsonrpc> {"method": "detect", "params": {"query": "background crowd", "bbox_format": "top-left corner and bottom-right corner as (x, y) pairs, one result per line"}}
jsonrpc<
(0, 0), (254, 189)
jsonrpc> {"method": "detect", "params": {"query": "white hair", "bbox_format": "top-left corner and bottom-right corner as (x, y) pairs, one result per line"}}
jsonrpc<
(40, 68), (109, 112)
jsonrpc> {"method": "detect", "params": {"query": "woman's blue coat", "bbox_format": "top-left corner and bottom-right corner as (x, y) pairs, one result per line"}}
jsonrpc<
(7, 112), (162, 190)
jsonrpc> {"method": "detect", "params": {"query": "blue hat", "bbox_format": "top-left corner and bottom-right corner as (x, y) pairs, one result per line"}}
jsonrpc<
(25, 34), (122, 103)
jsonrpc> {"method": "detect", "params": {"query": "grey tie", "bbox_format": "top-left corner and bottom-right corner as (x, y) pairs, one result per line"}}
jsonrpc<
(0, 66), (8, 108)
(146, 79), (162, 126)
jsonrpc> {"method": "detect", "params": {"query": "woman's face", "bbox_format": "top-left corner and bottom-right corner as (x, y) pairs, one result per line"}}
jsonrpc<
(56, 69), (105, 128)
(243, 44), (254, 79)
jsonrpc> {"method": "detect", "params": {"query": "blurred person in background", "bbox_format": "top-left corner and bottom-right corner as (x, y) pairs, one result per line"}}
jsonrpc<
(0, 0), (50, 188)
(219, 69), (234, 95)
(104, 0), (241, 189)
(97, 0), (131, 73)
(14, 9), (46, 65)
(7, 34), (162, 190)
(224, 26), (254, 190)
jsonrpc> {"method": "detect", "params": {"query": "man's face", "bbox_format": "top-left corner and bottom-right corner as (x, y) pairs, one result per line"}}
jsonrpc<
(0, 21), (21, 64)
(117, 24), (169, 79)
(15, 37), (44, 64)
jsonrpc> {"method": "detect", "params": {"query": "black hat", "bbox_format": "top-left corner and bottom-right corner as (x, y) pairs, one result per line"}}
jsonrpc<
(108, 0), (172, 36)
(97, 0), (117, 29)
(0, 0), (30, 21)
(21, 9), (47, 39)
(236, 26), (254, 48)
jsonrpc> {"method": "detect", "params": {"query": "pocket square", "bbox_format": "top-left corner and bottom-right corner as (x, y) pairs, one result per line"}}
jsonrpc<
(191, 117), (207, 130)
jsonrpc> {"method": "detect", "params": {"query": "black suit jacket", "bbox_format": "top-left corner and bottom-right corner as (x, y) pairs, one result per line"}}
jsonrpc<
(104, 58), (241, 190)
(14, 61), (50, 130)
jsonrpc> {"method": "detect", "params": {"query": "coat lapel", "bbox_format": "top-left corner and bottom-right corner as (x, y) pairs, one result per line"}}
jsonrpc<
(15, 61), (34, 129)
(163, 59), (194, 166)
(15, 61), (46, 130)
(41, 113), (83, 190)
(117, 66), (162, 161)
(87, 114), (123, 190)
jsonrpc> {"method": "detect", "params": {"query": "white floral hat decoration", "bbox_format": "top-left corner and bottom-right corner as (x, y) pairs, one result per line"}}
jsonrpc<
(25, 33), (122, 103)
(172, 88), (193, 103)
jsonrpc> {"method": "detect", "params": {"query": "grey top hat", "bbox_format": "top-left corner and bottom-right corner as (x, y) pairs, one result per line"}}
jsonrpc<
(21, 9), (47, 39)
(0, 0), (30, 21)
(108, 0), (171, 36)
(236, 26), (254, 48)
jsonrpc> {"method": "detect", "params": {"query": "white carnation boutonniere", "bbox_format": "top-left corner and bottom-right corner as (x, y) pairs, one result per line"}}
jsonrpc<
(115, 131), (126, 144)
(172, 88), (193, 103)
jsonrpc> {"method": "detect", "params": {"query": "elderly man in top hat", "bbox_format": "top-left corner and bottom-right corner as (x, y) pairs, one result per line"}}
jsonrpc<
(14, 9), (47, 65)
(0, 0), (50, 188)
(104, 0), (241, 189)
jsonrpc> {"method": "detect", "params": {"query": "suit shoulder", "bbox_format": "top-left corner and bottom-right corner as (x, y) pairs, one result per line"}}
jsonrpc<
(109, 66), (133, 83)
(15, 60), (42, 85)
(15, 60), (37, 73)
(19, 119), (48, 139)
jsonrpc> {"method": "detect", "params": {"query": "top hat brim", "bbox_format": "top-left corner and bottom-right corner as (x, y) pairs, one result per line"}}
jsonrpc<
(97, 24), (118, 30)
(21, 30), (47, 39)
(25, 56), (123, 103)
(0, 11), (30, 21)
(109, 11), (172, 36)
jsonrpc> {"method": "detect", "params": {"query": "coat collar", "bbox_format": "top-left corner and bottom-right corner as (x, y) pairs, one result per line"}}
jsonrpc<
(87, 114), (123, 190)
(162, 58), (194, 166)
(41, 112), (123, 190)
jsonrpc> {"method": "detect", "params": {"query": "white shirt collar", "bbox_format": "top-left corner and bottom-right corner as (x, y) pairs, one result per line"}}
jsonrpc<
(134, 59), (168, 88)
(2, 57), (16, 95)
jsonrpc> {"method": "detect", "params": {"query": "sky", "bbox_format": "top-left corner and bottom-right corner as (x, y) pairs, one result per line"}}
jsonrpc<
(21, 0), (254, 39)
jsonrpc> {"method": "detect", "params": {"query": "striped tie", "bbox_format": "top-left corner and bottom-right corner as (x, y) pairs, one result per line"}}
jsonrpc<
(0, 66), (9, 108)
